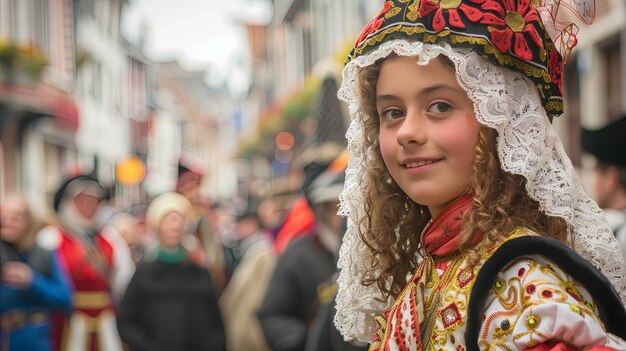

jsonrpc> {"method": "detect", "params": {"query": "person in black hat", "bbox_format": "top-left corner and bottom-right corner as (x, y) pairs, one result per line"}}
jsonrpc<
(582, 115), (626, 260)
(175, 156), (227, 293)
(39, 174), (133, 351)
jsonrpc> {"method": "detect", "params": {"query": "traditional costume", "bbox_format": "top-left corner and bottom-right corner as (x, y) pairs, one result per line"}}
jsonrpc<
(333, 0), (626, 349)
(41, 175), (132, 351)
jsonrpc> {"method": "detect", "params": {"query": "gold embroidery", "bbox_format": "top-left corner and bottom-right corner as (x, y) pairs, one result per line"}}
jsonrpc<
(384, 7), (402, 19)
(406, 0), (420, 21)
(374, 228), (607, 351)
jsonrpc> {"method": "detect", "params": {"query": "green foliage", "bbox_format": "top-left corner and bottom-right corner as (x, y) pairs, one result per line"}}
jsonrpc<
(0, 39), (48, 80)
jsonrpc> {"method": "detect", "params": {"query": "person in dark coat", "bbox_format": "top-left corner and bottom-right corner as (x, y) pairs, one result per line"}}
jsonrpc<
(258, 150), (365, 351)
(582, 115), (626, 260)
(117, 192), (225, 351)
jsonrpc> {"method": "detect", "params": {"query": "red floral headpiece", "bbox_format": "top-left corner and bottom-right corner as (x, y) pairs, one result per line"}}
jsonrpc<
(348, 0), (595, 119)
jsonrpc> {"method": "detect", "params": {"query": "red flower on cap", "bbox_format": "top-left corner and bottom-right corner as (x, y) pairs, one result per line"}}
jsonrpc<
(419, 0), (486, 33)
(482, 0), (543, 60)
(355, 1), (394, 47)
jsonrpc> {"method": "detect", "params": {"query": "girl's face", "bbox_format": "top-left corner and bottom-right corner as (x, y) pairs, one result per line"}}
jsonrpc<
(158, 211), (186, 248)
(376, 55), (480, 217)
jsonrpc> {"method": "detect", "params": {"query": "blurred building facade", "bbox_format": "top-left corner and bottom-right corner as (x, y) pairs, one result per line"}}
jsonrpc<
(237, 0), (384, 200)
(1, 0), (238, 216)
(74, 0), (136, 206)
(144, 61), (238, 200)
(0, 0), (80, 216)
(558, 0), (626, 190)
(267, 0), (383, 102)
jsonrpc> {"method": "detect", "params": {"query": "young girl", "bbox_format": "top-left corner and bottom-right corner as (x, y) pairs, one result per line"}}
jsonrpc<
(333, 0), (626, 350)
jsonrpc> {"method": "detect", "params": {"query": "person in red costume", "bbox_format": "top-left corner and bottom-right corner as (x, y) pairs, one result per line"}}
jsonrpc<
(40, 174), (133, 351)
(332, 0), (626, 350)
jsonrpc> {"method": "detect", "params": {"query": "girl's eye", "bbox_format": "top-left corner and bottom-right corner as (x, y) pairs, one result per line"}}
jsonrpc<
(380, 108), (404, 120)
(427, 101), (452, 114)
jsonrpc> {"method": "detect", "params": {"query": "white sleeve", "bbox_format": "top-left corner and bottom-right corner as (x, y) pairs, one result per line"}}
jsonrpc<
(479, 254), (626, 351)
(101, 225), (135, 302)
(35, 225), (62, 250)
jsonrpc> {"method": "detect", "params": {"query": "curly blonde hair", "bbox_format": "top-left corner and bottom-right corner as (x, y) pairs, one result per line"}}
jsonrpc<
(356, 56), (568, 300)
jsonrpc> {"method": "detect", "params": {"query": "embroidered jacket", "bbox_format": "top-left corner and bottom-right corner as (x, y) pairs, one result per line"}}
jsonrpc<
(369, 229), (626, 351)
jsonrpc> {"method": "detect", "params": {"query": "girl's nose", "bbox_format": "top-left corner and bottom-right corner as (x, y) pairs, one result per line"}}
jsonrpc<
(396, 111), (427, 146)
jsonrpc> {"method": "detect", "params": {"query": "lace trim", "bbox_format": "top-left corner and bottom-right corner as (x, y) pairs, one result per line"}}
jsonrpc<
(334, 39), (626, 343)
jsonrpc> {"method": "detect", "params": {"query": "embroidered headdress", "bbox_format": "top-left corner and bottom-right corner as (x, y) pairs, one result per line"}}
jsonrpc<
(334, 0), (626, 342)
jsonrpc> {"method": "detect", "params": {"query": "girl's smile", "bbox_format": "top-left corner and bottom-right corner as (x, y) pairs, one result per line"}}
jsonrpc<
(402, 157), (442, 171)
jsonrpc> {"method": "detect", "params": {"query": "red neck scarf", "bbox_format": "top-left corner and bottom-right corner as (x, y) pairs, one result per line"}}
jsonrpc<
(422, 193), (475, 257)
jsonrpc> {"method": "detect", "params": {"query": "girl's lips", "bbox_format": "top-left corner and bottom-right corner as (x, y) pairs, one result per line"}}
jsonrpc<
(403, 159), (442, 169)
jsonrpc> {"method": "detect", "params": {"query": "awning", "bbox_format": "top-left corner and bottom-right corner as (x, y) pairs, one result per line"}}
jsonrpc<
(0, 82), (79, 130)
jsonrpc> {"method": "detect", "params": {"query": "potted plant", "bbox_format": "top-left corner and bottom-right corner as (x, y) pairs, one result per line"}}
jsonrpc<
(0, 37), (19, 82)
(16, 42), (48, 83)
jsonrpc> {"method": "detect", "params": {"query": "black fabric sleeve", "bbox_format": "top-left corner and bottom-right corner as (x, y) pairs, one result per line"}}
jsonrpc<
(257, 250), (308, 351)
(116, 266), (156, 351)
(464, 236), (626, 351)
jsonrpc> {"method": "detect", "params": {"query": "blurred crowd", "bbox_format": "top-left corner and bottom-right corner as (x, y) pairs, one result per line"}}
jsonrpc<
(1, 143), (368, 351)
(3, 114), (626, 351)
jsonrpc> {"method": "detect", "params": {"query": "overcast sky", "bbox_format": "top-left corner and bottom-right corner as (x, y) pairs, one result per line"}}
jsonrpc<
(122, 0), (272, 95)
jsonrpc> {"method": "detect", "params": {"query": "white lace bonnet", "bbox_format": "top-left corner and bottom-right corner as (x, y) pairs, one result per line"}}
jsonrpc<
(334, 0), (626, 343)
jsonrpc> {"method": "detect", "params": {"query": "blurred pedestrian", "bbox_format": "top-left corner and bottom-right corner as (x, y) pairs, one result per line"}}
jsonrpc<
(272, 142), (344, 254)
(105, 212), (145, 263)
(39, 174), (132, 351)
(176, 157), (227, 292)
(582, 115), (626, 260)
(220, 207), (275, 351)
(258, 150), (361, 351)
(257, 195), (289, 240)
(117, 192), (225, 351)
(1, 195), (72, 351)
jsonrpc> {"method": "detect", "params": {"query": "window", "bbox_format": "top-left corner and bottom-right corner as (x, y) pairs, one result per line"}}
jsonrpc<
(31, 0), (49, 53)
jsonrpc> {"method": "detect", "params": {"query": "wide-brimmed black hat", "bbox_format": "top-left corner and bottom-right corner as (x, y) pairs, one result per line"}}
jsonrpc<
(304, 150), (348, 206)
(53, 174), (108, 212)
(581, 115), (626, 167)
